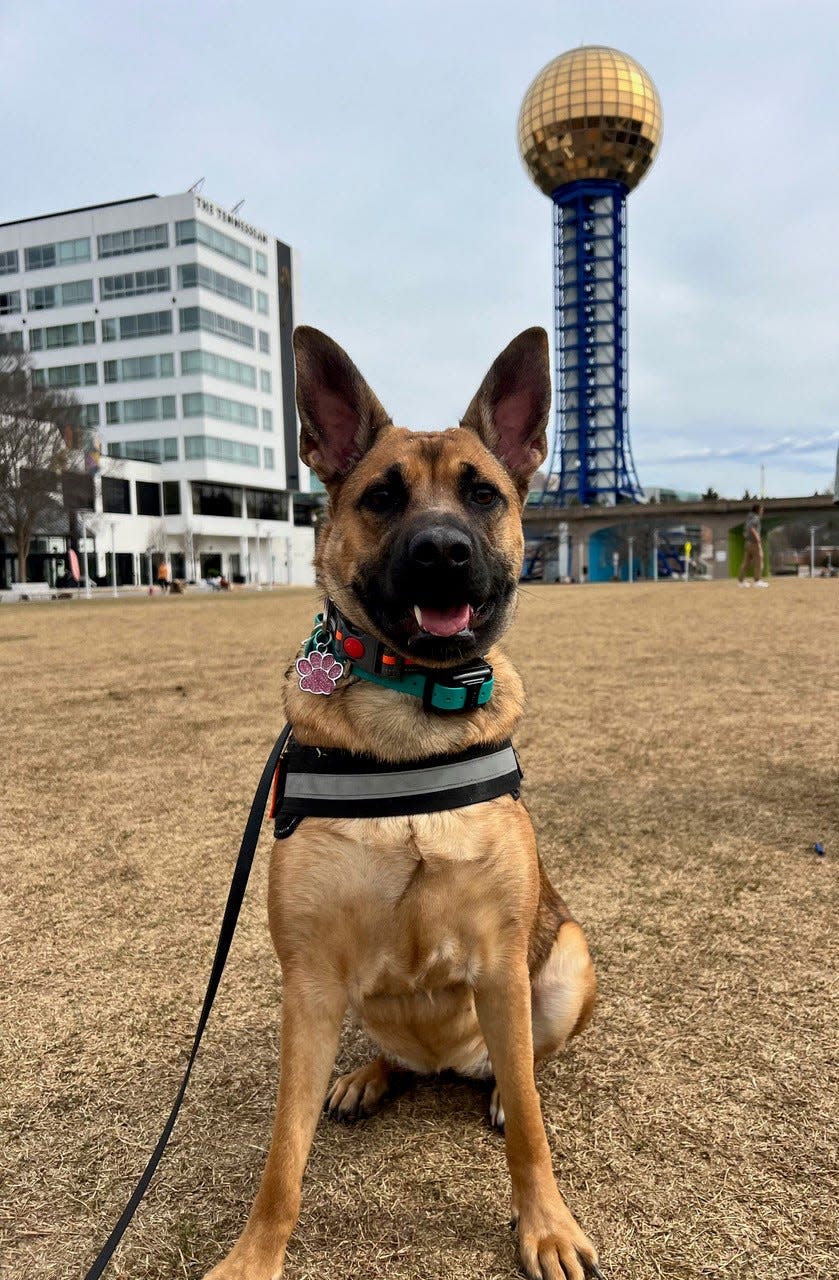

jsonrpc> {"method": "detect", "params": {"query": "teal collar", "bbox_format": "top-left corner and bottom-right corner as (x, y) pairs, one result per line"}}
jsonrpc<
(303, 603), (495, 714)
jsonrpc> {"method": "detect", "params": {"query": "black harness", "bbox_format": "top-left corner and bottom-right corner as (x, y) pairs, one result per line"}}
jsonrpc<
(271, 736), (523, 836)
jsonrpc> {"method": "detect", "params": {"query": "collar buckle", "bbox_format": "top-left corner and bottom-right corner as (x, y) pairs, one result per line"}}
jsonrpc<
(422, 660), (494, 713)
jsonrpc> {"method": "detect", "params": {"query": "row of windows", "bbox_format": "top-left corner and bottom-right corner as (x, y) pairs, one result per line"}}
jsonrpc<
(180, 347), (256, 388)
(102, 310), (173, 341)
(99, 393), (273, 426)
(184, 435), (260, 467)
(27, 279), (94, 310)
(30, 320), (96, 349)
(98, 224), (168, 258)
(175, 219), (252, 268)
(100, 268), (171, 301)
(108, 437), (179, 463)
(104, 353), (174, 382)
(100, 475), (181, 517)
(106, 395), (176, 424)
(177, 263), (252, 309)
(0, 222), (272, 277)
(105, 437), (277, 474)
(32, 362), (97, 389)
(4, 307), (270, 355)
(183, 391), (258, 428)
(192, 481), (288, 519)
(25, 237), (91, 271)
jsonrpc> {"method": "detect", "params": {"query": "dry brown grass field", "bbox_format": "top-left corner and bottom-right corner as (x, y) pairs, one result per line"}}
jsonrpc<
(1, 579), (837, 1280)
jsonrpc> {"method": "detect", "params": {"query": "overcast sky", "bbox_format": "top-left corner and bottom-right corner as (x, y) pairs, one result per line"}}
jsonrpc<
(2, 0), (837, 497)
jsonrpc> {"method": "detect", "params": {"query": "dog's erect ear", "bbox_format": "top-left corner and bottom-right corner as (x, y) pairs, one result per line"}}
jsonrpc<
(293, 327), (391, 485)
(460, 328), (551, 497)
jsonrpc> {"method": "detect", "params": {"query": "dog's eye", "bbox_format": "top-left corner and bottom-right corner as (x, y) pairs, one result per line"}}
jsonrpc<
(470, 483), (499, 508)
(361, 486), (398, 515)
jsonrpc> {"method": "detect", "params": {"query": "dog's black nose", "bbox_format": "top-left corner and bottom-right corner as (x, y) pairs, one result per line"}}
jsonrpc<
(408, 525), (473, 571)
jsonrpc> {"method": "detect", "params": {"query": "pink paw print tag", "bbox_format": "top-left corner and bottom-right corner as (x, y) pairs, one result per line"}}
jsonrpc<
(296, 650), (344, 695)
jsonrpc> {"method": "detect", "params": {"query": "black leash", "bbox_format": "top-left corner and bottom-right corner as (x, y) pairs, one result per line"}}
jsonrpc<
(83, 723), (292, 1280)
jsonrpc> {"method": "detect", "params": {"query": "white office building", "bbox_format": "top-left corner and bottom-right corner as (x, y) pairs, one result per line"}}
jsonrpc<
(0, 191), (316, 586)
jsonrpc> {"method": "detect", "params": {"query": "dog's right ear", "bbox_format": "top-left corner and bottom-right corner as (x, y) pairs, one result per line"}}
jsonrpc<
(293, 327), (391, 485)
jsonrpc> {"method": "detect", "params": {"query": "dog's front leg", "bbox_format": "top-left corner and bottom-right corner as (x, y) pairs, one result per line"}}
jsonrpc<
(204, 970), (346, 1280)
(475, 958), (599, 1280)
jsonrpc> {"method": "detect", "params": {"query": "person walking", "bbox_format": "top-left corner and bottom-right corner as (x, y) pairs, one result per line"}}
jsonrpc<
(739, 503), (768, 587)
(156, 561), (171, 594)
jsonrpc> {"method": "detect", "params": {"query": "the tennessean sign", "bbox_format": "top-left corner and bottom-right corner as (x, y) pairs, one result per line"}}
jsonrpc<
(195, 196), (268, 245)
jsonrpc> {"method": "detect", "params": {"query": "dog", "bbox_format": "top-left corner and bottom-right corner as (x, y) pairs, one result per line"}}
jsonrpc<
(205, 326), (599, 1280)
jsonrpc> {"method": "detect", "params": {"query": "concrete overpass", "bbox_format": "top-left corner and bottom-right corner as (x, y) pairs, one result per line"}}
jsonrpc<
(523, 494), (837, 581)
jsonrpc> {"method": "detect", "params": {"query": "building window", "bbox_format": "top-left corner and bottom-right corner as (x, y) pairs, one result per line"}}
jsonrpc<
(178, 305), (254, 348)
(136, 480), (162, 516)
(104, 353), (174, 382)
(80, 404), (100, 427)
(246, 486), (287, 519)
(27, 280), (94, 310)
(258, 330), (270, 354)
(259, 369), (271, 393)
(255, 250), (268, 276)
(185, 436), (260, 467)
(102, 475), (131, 514)
(256, 290), (269, 314)
(0, 249), (19, 275)
(25, 238), (91, 271)
(99, 268), (171, 300)
(30, 320), (96, 351)
(97, 224), (169, 257)
(182, 392), (258, 427)
(261, 408), (273, 431)
(32, 362), (98, 389)
(162, 480), (181, 515)
(0, 330), (23, 351)
(180, 348), (256, 388)
(175, 219), (252, 268)
(191, 480), (242, 517)
(177, 263), (253, 309)
(263, 447), (275, 470)
(105, 396), (177, 424)
(108, 437), (179, 463)
(101, 309), (173, 342)
(1, 291), (22, 315)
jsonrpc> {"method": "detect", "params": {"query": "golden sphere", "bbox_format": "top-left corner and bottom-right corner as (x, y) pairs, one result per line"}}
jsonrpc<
(518, 46), (662, 196)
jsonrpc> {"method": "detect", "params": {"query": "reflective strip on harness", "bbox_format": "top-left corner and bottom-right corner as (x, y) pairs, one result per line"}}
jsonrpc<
(283, 745), (519, 803)
(272, 737), (523, 830)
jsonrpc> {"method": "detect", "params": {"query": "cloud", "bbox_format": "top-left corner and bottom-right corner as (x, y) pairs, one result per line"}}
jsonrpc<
(647, 431), (839, 464)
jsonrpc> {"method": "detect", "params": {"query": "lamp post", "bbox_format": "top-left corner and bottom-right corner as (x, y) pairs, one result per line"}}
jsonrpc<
(110, 520), (118, 598)
(628, 535), (635, 583)
(652, 529), (659, 582)
(254, 523), (262, 590)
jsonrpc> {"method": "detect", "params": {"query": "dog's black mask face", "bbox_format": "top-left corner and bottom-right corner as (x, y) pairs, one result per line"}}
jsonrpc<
(348, 454), (521, 664)
(293, 325), (551, 667)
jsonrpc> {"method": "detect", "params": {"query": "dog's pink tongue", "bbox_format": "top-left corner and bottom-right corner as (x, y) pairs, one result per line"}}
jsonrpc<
(415, 604), (471, 637)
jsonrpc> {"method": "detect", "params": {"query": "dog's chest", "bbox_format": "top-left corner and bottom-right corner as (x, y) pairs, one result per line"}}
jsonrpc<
(274, 805), (521, 1001)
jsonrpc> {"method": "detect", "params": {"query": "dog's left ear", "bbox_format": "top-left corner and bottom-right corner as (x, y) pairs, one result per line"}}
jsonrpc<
(460, 328), (551, 498)
(293, 326), (392, 486)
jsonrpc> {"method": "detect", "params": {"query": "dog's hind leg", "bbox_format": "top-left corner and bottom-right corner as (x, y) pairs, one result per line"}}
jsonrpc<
(324, 1055), (399, 1121)
(489, 919), (596, 1132)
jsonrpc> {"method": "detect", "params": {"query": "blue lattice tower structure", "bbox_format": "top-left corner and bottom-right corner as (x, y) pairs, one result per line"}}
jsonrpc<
(518, 47), (662, 506)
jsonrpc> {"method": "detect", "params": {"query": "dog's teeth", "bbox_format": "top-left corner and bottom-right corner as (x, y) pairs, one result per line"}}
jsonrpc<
(413, 605), (423, 627)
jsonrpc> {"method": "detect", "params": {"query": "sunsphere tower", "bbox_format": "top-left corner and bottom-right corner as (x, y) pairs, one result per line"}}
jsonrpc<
(518, 46), (662, 506)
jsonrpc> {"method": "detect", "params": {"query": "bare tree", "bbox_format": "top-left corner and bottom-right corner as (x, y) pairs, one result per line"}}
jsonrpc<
(0, 335), (85, 582)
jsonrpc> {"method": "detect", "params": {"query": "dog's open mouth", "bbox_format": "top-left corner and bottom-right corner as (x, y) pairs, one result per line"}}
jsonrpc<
(403, 601), (493, 649)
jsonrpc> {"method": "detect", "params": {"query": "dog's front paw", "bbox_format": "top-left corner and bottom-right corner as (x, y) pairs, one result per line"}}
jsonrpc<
(203, 1238), (285, 1280)
(514, 1190), (600, 1280)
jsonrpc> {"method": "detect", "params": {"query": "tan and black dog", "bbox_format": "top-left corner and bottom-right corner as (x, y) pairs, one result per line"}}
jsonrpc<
(205, 327), (600, 1280)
